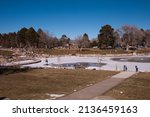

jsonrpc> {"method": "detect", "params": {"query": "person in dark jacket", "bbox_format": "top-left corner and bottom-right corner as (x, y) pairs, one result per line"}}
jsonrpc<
(135, 65), (138, 72)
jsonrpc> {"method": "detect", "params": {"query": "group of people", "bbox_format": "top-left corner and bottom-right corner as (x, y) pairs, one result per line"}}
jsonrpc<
(123, 65), (138, 72)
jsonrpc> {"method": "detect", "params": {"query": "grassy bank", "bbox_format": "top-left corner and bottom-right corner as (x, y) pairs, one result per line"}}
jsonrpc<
(0, 68), (117, 100)
(0, 49), (14, 56)
(104, 72), (150, 99)
(33, 48), (150, 55)
(33, 48), (129, 55)
(1, 48), (150, 56)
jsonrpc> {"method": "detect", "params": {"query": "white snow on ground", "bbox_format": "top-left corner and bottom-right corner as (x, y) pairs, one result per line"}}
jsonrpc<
(22, 55), (150, 72)
(5, 59), (41, 66)
(45, 93), (65, 100)
(5, 60), (35, 66)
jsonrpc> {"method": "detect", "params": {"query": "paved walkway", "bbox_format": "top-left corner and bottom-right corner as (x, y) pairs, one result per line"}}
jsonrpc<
(59, 71), (136, 100)
(111, 71), (136, 79)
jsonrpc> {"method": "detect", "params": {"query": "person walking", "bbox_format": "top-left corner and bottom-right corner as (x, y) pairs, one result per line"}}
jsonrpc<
(123, 65), (126, 71)
(45, 58), (48, 65)
(125, 65), (127, 71)
(135, 65), (138, 72)
(123, 65), (127, 71)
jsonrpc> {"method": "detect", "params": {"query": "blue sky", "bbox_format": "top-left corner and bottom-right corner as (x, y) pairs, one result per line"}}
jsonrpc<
(0, 0), (150, 39)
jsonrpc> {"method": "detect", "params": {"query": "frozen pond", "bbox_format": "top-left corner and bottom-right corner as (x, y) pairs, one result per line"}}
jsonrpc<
(22, 55), (150, 72)
(51, 62), (106, 69)
(112, 56), (150, 63)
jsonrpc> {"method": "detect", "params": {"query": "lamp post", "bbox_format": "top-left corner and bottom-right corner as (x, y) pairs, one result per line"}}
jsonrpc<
(98, 55), (101, 70)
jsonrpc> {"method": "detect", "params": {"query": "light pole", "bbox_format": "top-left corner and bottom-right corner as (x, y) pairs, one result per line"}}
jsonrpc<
(98, 55), (101, 70)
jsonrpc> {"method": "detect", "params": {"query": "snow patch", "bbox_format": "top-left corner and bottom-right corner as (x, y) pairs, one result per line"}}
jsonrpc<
(45, 93), (65, 99)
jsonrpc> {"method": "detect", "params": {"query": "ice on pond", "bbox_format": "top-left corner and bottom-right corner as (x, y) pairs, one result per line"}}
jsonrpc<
(22, 55), (150, 72)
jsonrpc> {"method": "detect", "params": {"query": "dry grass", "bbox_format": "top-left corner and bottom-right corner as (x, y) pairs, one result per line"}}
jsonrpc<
(33, 48), (150, 55)
(1, 48), (149, 56)
(137, 48), (150, 54)
(0, 49), (14, 56)
(0, 68), (117, 100)
(34, 48), (150, 55)
(104, 72), (150, 100)
(33, 48), (131, 55)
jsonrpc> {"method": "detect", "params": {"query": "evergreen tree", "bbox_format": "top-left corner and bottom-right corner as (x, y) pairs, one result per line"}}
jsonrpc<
(37, 28), (47, 48)
(82, 33), (90, 48)
(2, 33), (9, 47)
(8, 32), (17, 47)
(25, 27), (39, 48)
(91, 39), (98, 47)
(17, 27), (28, 47)
(98, 24), (115, 49)
(59, 34), (70, 47)
(0, 33), (2, 46)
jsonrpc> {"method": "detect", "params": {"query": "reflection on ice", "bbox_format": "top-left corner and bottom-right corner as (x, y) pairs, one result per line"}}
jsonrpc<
(51, 62), (106, 69)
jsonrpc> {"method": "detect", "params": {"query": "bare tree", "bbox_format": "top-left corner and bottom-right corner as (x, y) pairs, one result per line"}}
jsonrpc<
(74, 33), (91, 49)
(82, 33), (91, 48)
(144, 30), (150, 47)
(38, 29), (59, 49)
(45, 32), (60, 49)
(47, 36), (59, 48)
(74, 35), (83, 49)
(113, 30), (121, 48)
(118, 25), (145, 49)
(37, 28), (48, 48)
(91, 38), (98, 48)
(59, 34), (70, 48)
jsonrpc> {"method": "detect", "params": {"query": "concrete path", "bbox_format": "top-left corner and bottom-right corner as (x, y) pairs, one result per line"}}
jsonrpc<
(111, 71), (136, 79)
(59, 71), (136, 100)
